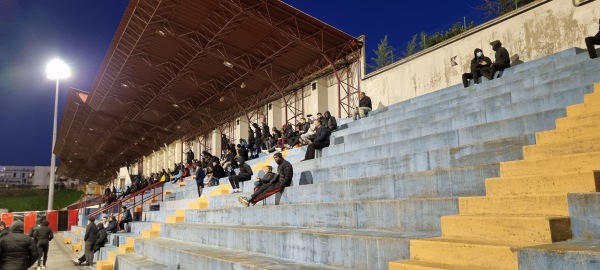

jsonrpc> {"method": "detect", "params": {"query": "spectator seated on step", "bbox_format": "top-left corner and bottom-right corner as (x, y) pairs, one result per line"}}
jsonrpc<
(236, 144), (248, 162)
(323, 111), (337, 132)
(302, 119), (331, 161)
(118, 206), (132, 232)
(286, 117), (309, 148)
(352, 92), (373, 119)
(462, 48), (491, 88)
(279, 123), (295, 150)
(222, 147), (237, 173)
(585, 19), (600, 59)
(228, 157), (253, 193)
(207, 159), (225, 187)
(481, 40), (510, 80)
(265, 127), (281, 152)
(106, 216), (118, 234)
(238, 153), (293, 207)
(252, 165), (275, 192)
(299, 115), (317, 145)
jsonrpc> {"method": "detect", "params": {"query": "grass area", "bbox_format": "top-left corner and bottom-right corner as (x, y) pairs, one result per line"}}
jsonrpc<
(0, 189), (83, 212)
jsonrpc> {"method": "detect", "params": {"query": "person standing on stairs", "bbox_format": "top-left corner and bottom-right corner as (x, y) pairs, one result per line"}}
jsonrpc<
(585, 19), (600, 59)
(481, 40), (510, 80)
(83, 217), (98, 267)
(462, 48), (491, 87)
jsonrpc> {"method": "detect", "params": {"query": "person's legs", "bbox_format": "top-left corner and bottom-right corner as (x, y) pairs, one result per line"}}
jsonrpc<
(197, 183), (203, 197)
(38, 245), (44, 266)
(42, 243), (49, 267)
(85, 241), (94, 266)
(76, 253), (86, 265)
(462, 73), (473, 88)
(359, 107), (372, 118)
(119, 219), (126, 230)
(229, 176), (240, 190)
(352, 107), (360, 120)
(250, 183), (285, 204)
(480, 66), (492, 80)
(586, 37), (600, 59)
(304, 143), (316, 160)
(473, 70), (482, 84)
(490, 63), (510, 79)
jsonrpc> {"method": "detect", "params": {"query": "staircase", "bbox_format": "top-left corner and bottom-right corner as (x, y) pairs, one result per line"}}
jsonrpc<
(86, 48), (600, 270)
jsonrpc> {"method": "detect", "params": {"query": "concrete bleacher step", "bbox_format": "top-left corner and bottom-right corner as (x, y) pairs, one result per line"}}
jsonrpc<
(458, 194), (569, 216)
(389, 260), (493, 270)
(159, 223), (436, 270)
(207, 163), (499, 209)
(499, 151), (600, 177)
(524, 134), (600, 160)
(440, 214), (571, 245)
(340, 58), (600, 139)
(517, 240), (600, 270)
(186, 197), (458, 231)
(296, 135), (531, 185)
(325, 108), (565, 157)
(485, 172), (600, 196)
(133, 237), (345, 270)
(115, 253), (177, 270)
(399, 237), (520, 270)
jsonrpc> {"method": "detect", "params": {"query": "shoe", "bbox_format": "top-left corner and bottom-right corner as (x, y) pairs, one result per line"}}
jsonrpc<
(37, 267), (41, 270)
(237, 196), (249, 207)
(261, 150), (269, 155)
(275, 147), (282, 152)
(42, 266), (46, 269)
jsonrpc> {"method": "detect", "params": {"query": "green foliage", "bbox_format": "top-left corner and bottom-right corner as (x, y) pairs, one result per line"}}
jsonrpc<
(417, 22), (475, 51)
(369, 35), (394, 71)
(403, 34), (418, 57)
(0, 189), (83, 212)
(477, 0), (537, 17)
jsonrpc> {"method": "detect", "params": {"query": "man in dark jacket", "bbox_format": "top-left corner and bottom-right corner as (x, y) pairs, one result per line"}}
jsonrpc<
(33, 220), (53, 269)
(105, 216), (118, 234)
(228, 157), (253, 193)
(119, 206), (132, 232)
(186, 149), (194, 165)
(0, 221), (9, 239)
(195, 161), (206, 197)
(0, 220), (39, 270)
(353, 92), (372, 120)
(323, 111), (337, 131)
(303, 120), (331, 160)
(585, 19), (600, 59)
(83, 217), (98, 266)
(253, 123), (262, 155)
(481, 40), (510, 80)
(238, 153), (293, 206)
(462, 48), (492, 87)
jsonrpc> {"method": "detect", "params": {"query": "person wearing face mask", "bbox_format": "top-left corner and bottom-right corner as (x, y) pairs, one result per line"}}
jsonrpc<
(461, 48), (492, 88)
(481, 40), (510, 80)
(585, 19), (600, 59)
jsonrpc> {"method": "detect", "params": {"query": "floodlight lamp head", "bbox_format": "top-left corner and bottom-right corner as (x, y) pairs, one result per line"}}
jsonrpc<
(46, 59), (71, 80)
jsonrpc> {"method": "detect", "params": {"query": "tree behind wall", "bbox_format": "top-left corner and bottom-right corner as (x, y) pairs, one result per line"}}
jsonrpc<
(478, 0), (537, 17)
(369, 35), (394, 71)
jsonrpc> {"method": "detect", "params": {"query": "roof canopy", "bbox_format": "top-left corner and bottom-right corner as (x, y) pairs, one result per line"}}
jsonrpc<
(55, 0), (362, 181)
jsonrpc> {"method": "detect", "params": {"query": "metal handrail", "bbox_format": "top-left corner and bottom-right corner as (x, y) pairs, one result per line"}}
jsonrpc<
(87, 181), (164, 219)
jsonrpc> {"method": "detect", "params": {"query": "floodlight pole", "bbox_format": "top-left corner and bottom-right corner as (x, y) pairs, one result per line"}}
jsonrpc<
(48, 78), (59, 210)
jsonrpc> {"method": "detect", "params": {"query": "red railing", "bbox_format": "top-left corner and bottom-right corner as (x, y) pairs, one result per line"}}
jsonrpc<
(87, 181), (165, 219)
(67, 193), (106, 210)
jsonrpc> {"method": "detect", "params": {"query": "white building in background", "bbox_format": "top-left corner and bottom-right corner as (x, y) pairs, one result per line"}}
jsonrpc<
(0, 165), (79, 188)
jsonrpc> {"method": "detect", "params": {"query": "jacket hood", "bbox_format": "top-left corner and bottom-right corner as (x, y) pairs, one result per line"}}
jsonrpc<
(490, 40), (502, 51)
(10, 220), (24, 233)
(473, 48), (483, 57)
(97, 223), (105, 230)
